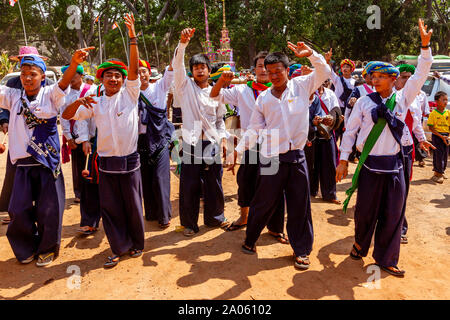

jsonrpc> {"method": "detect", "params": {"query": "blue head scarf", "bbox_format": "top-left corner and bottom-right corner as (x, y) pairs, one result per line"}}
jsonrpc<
(365, 61), (399, 78)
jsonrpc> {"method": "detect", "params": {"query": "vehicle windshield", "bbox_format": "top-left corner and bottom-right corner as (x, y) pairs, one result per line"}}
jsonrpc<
(421, 77), (435, 96)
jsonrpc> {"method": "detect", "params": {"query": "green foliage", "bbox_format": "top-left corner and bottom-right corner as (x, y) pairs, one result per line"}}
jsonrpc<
(0, 0), (448, 71)
(0, 51), (17, 79)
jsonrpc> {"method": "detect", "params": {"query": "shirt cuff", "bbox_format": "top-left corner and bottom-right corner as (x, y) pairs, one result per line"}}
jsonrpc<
(340, 152), (350, 162)
(420, 47), (432, 60)
(63, 133), (73, 140)
(75, 135), (89, 144)
(126, 78), (141, 88)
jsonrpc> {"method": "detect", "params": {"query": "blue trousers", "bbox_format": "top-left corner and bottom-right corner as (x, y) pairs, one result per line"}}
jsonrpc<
(432, 133), (449, 174)
(306, 138), (337, 201)
(354, 155), (406, 267)
(401, 145), (413, 236)
(237, 149), (285, 234)
(139, 140), (172, 225)
(245, 151), (313, 257)
(98, 153), (145, 256)
(80, 179), (101, 228)
(179, 140), (225, 233)
(7, 160), (65, 261)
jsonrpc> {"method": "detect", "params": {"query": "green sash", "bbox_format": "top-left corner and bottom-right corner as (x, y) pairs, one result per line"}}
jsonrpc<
(342, 93), (397, 213)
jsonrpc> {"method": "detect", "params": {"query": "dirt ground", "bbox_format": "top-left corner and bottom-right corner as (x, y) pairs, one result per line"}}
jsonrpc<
(0, 134), (449, 300)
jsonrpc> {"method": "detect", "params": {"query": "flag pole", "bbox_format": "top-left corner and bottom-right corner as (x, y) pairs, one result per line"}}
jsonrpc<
(98, 17), (103, 64)
(117, 24), (129, 65)
(140, 29), (149, 62)
(17, 0), (28, 46)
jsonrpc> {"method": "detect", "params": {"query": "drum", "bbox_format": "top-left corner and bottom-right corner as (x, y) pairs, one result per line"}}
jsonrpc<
(225, 114), (240, 130)
(316, 107), (343, 140)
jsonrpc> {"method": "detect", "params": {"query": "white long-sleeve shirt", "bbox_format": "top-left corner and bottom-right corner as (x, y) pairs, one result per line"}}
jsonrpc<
(214, 84), (262, 132)
(318, 87), (340, 112)
(60, 83), (95, 140)
(0, 83), (67, 164)
(330, 69), (355, 109)
(340, 48), (433, 161)
(235, 50), (331, 157)
(173, 41), (226, 146)
(71, 79), (141, 157)
(139, 67), (174, 134)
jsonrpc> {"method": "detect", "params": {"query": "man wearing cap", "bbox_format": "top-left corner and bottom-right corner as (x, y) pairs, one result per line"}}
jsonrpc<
(0, 43), (93, 267)
(336, 19), (433, 277)
(149, 67), (163, 83)
(62, 14), (145, 268)
(84, 74), (95, 86)
(137, 59), (174, 228)
(60, 64), (92, 203)
(0, 47), (53, 222)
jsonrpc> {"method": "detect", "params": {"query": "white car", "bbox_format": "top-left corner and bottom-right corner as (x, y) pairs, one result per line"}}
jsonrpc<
(421, 72), (450, 141)
(0, 70), (58, 86)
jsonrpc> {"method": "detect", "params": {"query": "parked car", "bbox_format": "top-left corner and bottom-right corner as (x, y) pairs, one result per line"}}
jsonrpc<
(421, 72), (450, 141)
(0, 70), (58, 86)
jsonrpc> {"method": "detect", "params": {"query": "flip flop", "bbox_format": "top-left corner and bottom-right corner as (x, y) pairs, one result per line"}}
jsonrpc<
(1, 217), (11, 225)
(104, 255), (120, 268)
(241, 244), (256, 255)
(129, 249), (142, 258)
(226, 222), (247, 232)
(159, 222), (171, 229)
(294, 255), (310, 270)
(350, 244), (363, 260)
(269, 232), (289, 244)
(378, 264), (405, 277)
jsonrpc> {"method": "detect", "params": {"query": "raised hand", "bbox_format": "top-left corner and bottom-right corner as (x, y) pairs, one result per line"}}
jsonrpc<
(419, 18), (432, 47)
(288, 41), (313, 58)
(79, 94), (97, 109)
(180, 28), (196, 44)
(325, 48), (332, 65)
(124, 13), (136, 38)
(219, 71), (235, 85)
(71, 47), (95, 65)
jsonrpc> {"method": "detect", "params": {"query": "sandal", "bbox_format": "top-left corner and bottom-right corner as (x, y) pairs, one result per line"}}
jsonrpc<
(183, 228), (197, 237)
(241, 244), (256, 255)
(104, 255), (120, 268)
(226, 222), (247, 232)
(1, 217), (11, 225)
(219, 218), (231, 230)
(36, 252), (55, 267)
(294, 255), (310, 270)
(378, 265), (405, 277)
(401, 235), (408, 244)
(129, 249), (143, 258)
(350, 244), (363, 260)
(78, 226), (97, 235)
(20, 254), (35, 264)
(159, 221), (171, 229)
(268, 232), (289, 244)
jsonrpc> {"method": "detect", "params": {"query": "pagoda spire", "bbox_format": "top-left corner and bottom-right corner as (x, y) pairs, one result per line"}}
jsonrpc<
(222, 0), (227, 29)
(204, 0), (210, 41)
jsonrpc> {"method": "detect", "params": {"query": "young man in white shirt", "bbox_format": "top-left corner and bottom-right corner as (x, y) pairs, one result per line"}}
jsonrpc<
(234, 42), (331, 270)
(395, 64), (435, 244)
(0, 47), (93, 267)
(336, 19), (433, 277)
(172, 28), (229, 237)
(63, 14), (145, 268)
(137, 59), (174, 228)
(209, 52), (287, 244)
(60, 64), (92, 203)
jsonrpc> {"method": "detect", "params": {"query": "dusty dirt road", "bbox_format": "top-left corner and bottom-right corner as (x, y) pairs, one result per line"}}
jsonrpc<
(0, 137), (449, 300)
